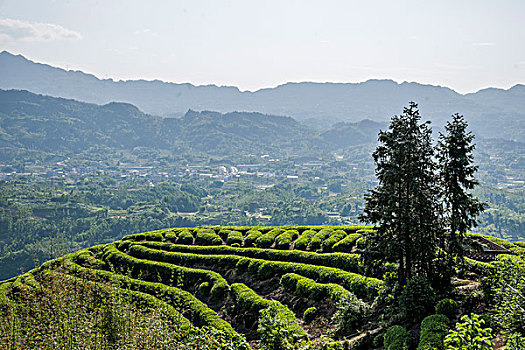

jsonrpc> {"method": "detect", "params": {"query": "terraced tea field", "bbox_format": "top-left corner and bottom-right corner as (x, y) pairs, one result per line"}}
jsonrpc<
(2, 226), (523, 349)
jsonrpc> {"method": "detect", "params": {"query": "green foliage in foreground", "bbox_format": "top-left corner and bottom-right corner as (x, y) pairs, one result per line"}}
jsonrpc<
(0, 269), (247, 350)
(258, 303), (310, 350)
(444, 314), (493, 350)
(231, 283), (307, 344)
(493, 254), (525, 339)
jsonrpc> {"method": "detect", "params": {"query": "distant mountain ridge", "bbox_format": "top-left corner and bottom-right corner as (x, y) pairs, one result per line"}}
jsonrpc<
(0, 89), (401, 161)
(0, 51), (523, 141)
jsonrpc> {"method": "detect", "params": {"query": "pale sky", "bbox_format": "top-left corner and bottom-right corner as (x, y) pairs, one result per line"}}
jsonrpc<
(0, 0), (524, 93)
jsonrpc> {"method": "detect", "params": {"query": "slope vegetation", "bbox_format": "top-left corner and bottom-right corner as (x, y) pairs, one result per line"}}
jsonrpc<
(1, 226), (523, 349)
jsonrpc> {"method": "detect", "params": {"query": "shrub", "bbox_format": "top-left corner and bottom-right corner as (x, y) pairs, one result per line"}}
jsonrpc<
(507, 333), (525, 350)
(103, 244), (230, 301)
(254, 229), (283, 248)
(285, 230), (300, 240)
(280, 273), (355, 303)
(61, 253), (236, 334)
(177, 230), (194, 245)
(255, 235), (274, 248)
(399, 276), (436, 321)
(332, 294), (369, 335)
(514, 241), (525, 248)
(197, 281), (210, 297)
(373, 333), (384, 348)
(296, 277), (326, 300)
(195, 230), (223, 246)
(435, 298), (458, 320)
(218, 229), (232, 241)
(129, 243), (383, 299)
(444, 314), (493, 350)
(0, 269), (197, 350)
(321, 230), (346, 253)
(303, 307), (317, 323)
(384, 325), (410, 350)
(463, 257), (495, 276)
(332, 233), (362, 253)
(493, 254), (525, 336)
(139, 241), (361, 273)
(244, 230), (262, 247)
(267, 228), (285, 238)
(258, 302), (308, 350)
(164, 231), (178, 243)
(230, 283), (307, 348)
(477, 314), (494, 330)
(275, 232), (293, 250)
(123, 231), (165, 242)
(280, 273), (299, 290)
(294, 230), (317, 251)
(417, 314), (449, 350)
(355, 236), (367, 250)
(309, 230), (330, 251)
(226, 231), (243, 246)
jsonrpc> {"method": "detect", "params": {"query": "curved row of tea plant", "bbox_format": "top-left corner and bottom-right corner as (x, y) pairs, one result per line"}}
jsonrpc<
(230, 283), (307, 342)
(129, 240), (362, 273)
(120, 242), (383, 299)
(123, 225), (372, 253)
(88, 244), (309, 344)
(51, 250), (236, 333)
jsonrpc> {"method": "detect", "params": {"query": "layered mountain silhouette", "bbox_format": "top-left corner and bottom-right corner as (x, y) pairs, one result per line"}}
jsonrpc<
(0, 89), (341, 158)
(0, 51), (523, 141)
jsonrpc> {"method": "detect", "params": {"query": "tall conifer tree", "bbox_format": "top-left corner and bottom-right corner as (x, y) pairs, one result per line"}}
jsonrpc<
(361, 102), (440, 286)
(437, 114), (484, 262)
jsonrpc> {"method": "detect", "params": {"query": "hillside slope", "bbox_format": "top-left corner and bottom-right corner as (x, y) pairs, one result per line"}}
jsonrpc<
(1, 226), (523, 349)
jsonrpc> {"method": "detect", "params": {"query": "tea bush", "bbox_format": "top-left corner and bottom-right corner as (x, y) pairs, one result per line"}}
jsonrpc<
(417, 314), (449, 350)
(384, 325), (410, 350)
(332, 233), (362, 253)
(294, 230), (317, 251)
(195, 230), (223, 246)
(244, 230), (262, 247)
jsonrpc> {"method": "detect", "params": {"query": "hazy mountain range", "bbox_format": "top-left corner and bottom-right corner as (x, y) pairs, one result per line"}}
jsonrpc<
(0, 51), (523, 141)
(1, 89), (386, 160)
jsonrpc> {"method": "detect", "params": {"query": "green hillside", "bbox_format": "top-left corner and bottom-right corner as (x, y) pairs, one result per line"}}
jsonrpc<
(0, 90), (523, 282)
(1, 226), (524, 349)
